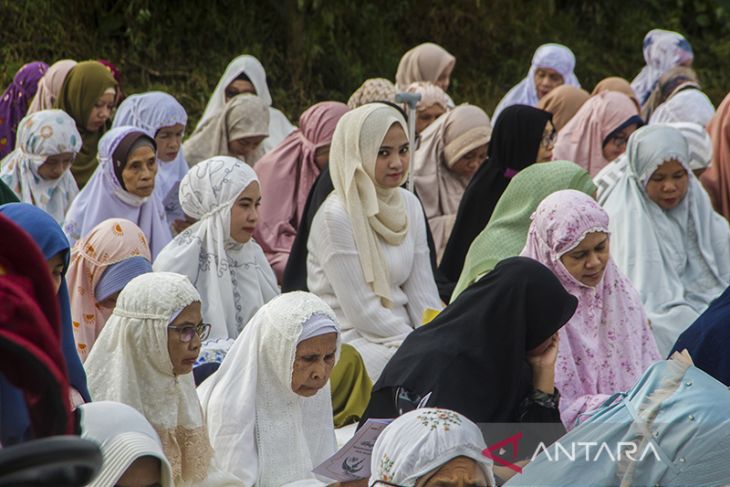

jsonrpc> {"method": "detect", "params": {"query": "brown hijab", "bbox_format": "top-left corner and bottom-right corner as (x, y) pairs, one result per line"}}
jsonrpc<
(700, 93), (730, 220)
(592, 77), (640, 111)
(537, 85), (590, 131)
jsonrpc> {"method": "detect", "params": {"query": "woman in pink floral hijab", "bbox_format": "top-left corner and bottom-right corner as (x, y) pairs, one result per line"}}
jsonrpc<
(520, 189), (660, 429)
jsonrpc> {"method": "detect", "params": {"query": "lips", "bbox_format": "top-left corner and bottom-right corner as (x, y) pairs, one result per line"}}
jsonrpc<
(662, 197), (678, 207)
(182, 358), (197, 365)
(241, 227), (255, 233)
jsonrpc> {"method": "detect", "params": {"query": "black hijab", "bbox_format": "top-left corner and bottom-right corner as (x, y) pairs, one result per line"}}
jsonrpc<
(438, 105), (553, 295)
(362, 256), (577, 424)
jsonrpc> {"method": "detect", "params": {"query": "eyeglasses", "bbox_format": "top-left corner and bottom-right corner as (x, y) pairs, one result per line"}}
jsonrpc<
(541, 130), (558, 148)
(370, 481), (406, 487)
(167, 322), (211, 343)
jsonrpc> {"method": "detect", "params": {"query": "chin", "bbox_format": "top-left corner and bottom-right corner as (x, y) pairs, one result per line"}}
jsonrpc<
(174, 365), (194, 376)
(232, 234), (252, 244)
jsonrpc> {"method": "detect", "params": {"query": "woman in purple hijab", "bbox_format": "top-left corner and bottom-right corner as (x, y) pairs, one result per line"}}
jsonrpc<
(63, 126), (172, 258)
(0, 61), (49, 158)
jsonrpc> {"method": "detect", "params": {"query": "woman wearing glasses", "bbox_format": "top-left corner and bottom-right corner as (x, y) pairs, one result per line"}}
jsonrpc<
(85, 272), (245, 486)
(553, 90), (641, 177)
(439, 105), (555, 300)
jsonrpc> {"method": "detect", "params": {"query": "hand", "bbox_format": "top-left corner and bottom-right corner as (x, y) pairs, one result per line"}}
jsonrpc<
(172, 215), (197, 234)
(526, 333), (559, 394)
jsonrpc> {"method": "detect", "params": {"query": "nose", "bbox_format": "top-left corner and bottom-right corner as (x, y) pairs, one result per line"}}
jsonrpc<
(663, 180), (678, 192)
(586, 252), (600, 269)
(140, 166), (154, 181)
(99, 106), (111, 121)
(310, 360), (326, 381)
(248, 205), (259, 222)
(189, 333), (201, 351)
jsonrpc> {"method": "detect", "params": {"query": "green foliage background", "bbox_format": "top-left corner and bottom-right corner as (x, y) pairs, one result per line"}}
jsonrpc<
(3, 0), (730, 127)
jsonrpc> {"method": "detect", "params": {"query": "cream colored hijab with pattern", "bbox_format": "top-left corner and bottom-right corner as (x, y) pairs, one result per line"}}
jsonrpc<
(329, 103), (409, 307)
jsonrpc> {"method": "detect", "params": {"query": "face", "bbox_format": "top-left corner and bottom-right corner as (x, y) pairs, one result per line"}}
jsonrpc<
(534, 67), (564, 99)
(417, 456), (491, 487)
(37, 152), (75, 180)
(436, 63), (454, 92)
(86, 92), (116, 132)
(416, 104), (446, 135)
(166, 301), (203, 376)
(228, 135), (266, 162)
(224, 79), (257, 102)
(155, 123), (185, 162)
(645, 159), (689, 210)
(47, 252), (65, 294)
(114, 456), (162, 487)
(314, 144), (331, 170)
(526, 333), (557, 357)
(560, 231), (610, 287)
(291, 332), (338, 397)
(602, 123), (639, 162)
(122, 145), (157, 197)
(450, 143), (488, 178)
(374, 123), (409, 188)
(97, 290), (120, 312)
(229, 182), (261, 244)
(536, 121), (556, 163)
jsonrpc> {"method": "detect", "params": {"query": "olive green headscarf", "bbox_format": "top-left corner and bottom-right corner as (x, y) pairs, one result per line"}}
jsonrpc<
(54, 61), (116, 188)
(451, 160), (596, 300)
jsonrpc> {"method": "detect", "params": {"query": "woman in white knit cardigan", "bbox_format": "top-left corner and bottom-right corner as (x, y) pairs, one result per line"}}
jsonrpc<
(307, 103), (442, 381)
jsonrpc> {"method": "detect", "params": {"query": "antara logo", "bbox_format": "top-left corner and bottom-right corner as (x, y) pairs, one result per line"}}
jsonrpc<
(530, 441), (662, 463)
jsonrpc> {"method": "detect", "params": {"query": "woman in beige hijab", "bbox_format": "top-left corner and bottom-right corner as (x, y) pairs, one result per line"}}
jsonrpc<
(183, 93), (269, 166)
(307, 103), (442, 381)
(396, 42), (456, 105)
(537, 84), (590, 132)
(413, 104), (491, 261)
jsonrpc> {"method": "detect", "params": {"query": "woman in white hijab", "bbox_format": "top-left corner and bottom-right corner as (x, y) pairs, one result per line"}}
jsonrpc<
(601, 125), (730, 355)
(84, 272), (244, 486)
(184, 93), (270, 166)
(198, 291), (341, 487)
(153, 156), (279, 339)
(492, 43), (581, 123)
(79, 401), (174, 487)
(369, 408), (495, 487)
(196, 54), (295, 153)
(307, 103), (442, 381)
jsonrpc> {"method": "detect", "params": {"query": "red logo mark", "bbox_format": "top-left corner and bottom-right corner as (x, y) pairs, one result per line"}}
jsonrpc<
(482, 432), (524, 474)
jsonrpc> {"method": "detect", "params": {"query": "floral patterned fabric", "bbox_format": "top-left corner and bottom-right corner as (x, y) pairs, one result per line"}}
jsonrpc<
(0, 62), (48, 158)
(0, 109), (81, 223)
(520, 189), (661, 429)
(369, 408), (495, 487)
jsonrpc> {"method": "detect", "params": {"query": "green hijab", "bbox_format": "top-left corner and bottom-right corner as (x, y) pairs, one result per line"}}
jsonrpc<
(54, 61), (116, 188)
(451, 160), (596, 300)
(0, 179), (19, 204)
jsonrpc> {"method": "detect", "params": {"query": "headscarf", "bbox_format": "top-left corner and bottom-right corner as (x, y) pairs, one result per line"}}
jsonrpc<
(0, 62), (48, 158)
(508, 358), (730, 486)
(54, 61), (117, 187)
(631, 29), (694, 105)
(395, 42), (455, 90)
(0, 109), (81, 223)
(700, 92), (730, 220)
(347, 78), (397, 109)
(27, 59), (77, 114)
(553, 90), (641, 177)
(198, 292), (340, 487)
(365, 257), (577, 425)
(413, 104), (491, 260)
(641, 66), (701, 122)
(670, 285), (730, 386)
(520, 190), (660, 429)
(79, 401), (173, 487)
(184, 93), (269, 166)
(112, 91), (189, 223)
(85, 272), (242, 486)
(451, 161), (596, 300)
(439, 105), (552, 289)
(591, 76), (640, 110)
(254, 101), (349, 281)
(405, 81), (449, 112)
(66, 218), (153, 362)
(596, 121), (713, 202)
(97, 59), (124, 103)
(0, 211), (74, 443)
(369, 408), (495, 487)
(328, 103), (409, 307)
(651, 88), (715, 128)
(196, 54), (294, 152)
(153, 156), (279, 338)
(602, 125), (730, 355)
(63, 126), (171, 257)
(492, 44), (580, 123)
(537, 84), (590, 131)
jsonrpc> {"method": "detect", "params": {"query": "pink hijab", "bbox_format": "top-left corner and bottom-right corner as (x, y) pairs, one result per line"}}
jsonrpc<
(254, 101), (349, 281)
(520, 190), (660, 429)
(553, 91), (640, 176)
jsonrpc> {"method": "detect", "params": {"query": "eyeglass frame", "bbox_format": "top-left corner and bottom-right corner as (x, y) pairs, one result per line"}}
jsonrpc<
(370, 481), (407, 487)
(540, 129), (558, 148)
(167, 322), (211, 343)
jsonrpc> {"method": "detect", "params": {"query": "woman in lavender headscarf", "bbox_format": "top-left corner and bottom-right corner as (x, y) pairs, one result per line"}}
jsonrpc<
(0, 61), (48, 158)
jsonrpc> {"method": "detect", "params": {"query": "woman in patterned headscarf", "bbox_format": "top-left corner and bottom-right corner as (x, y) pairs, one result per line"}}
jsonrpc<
(0, 61), (48, 158)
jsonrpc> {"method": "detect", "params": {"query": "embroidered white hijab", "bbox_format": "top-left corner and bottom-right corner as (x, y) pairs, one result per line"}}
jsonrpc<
(84, 272), (242, 486)
(328, 103), (410, 307)
(198, 292), (340, 487)
(196, 54), (294, 152)
(153, 156), (279, 339)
